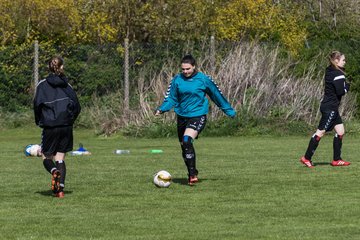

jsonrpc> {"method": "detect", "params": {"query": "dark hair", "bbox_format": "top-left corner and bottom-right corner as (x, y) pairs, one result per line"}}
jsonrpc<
(329, 51), (345, 72)
(181, 54), (196, 66)
(48, 56), (64, 75)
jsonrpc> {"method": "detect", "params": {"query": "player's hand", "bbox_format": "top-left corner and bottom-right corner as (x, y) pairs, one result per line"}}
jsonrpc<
(154, 109), (162, 116)
(345, 82), (350, 92)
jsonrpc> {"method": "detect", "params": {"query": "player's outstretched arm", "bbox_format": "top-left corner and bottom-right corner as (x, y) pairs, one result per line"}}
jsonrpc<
(154, 109), (162, 116)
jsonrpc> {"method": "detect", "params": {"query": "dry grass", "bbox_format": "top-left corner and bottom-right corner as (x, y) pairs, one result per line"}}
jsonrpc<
(85, 42), (357, 135)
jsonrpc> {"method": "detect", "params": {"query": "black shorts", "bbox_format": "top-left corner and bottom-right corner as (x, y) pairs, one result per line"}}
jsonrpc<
(317, 110), (342, 132)
(177, 115), (207, 142)
(41, 126), (73, 156)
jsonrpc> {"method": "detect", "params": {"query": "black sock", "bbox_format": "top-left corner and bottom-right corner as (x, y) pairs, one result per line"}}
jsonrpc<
(43, 159), (56, 174)
(333, 134), (343, 160)
(187, 155), (197, 177)
(181, 144), (189, 168)
(56, 160), (66, 190)
(304, 134), (321, 160)
(183, 136), (197, 176)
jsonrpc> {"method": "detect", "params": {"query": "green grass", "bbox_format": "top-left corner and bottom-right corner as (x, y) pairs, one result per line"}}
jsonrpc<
(1, 127), (360, 239)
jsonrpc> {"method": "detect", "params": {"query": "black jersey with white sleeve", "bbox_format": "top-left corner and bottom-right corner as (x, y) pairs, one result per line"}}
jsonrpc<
(320, 66), (350, 111)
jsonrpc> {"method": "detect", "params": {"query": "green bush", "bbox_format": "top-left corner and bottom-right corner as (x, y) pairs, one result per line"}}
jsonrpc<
(0, 44), (34, 111)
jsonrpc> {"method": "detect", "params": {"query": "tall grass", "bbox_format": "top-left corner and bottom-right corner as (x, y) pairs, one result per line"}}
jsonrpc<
(0, 108), (33, 129)
(83, 42), (356, 135)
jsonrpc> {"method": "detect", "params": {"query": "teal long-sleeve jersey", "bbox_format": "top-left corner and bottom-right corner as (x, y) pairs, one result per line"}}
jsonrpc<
(158, 72), (236, 118)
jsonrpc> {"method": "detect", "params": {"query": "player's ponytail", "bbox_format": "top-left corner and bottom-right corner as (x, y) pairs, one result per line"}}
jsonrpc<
(48, 56), (64, 75)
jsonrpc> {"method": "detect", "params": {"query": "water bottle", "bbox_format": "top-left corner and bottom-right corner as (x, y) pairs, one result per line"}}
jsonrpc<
(114, 150), (130, 154)
(150, 149), (163, 153)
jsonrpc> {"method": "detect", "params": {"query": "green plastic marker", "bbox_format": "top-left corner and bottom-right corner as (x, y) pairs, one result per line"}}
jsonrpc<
(150, 149), (163, 153)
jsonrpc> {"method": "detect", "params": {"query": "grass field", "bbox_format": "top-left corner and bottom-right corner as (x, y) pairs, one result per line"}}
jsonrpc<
(1, 127), (359, 240)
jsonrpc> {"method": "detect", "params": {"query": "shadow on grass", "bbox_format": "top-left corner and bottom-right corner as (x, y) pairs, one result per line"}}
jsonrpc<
(35, 190), (73, 196)
(313, 162), (331, 166)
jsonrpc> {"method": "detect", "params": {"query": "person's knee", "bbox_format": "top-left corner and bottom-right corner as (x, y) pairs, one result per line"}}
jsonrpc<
(54, 152), (66, 161)
(336, 129), (345, 136)
(315, 130), (325, 138)
(182, 135), (194, 154)
(335, 133), (344, 140)
(334, 124), (345, 136)
(183, 135), (193, 146)
(43, 154), (53, 160)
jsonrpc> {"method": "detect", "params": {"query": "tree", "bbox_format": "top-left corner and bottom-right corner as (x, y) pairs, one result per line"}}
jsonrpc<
(0, 0), (20, 45)
(211, 0), (307, 55)
(299, 0), (360, 39)
(116, 0), (215, 42)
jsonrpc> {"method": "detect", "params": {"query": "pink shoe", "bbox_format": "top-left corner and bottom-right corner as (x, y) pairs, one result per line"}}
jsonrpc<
(331, 160), (350, 166)
(300, 156), (314, 168)
(188, 176), (199, 186)
(51, 170), (61, 193)
(55, 191), (64, 198)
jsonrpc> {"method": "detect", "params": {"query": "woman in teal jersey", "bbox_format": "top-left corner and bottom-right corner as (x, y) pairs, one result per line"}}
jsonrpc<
(155, 54), (236, 186)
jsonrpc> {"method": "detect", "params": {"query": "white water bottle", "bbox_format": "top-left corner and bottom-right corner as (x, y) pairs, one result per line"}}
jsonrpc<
(114, 150), (130, 154)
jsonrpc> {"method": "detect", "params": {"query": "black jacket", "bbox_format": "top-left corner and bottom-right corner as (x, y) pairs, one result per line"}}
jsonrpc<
(320, 65), (350, 112)
(34, 74), (81, 128)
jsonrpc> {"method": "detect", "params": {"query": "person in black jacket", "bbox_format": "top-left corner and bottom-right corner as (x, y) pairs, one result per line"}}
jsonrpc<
(34, 56), (81, 198)
(300, 51), (350, 168)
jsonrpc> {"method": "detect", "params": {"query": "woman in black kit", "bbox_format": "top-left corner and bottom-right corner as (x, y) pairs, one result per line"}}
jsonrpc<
(300, 51), (351, 168)
(34, 56), (81, 197)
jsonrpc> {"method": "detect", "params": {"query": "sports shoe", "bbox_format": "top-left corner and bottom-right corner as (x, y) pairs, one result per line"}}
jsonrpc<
(300, 156), (314, 168)
(55, 191), (64, 198)
(51, 170), (61, 194)
(188, 175), (199, 186)
(331, 160), (350, 166)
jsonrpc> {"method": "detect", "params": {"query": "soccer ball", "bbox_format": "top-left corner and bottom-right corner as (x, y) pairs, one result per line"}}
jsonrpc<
(153, 170), (172, 188)
(24, 144), (41, 157)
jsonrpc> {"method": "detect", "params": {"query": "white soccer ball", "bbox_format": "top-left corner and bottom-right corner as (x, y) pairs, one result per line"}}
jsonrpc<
(24, 144), (33, 156)
(24, 144), (41, 157)
(153, 170), (172, 188)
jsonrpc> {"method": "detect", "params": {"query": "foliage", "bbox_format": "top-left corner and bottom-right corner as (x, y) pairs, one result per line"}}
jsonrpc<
(0, 0), (213, 45)
(211, 0), (307, 55)
(3, 40), (358, 135)
(1, 0), (360, 51)
(302, 0), (360, 38)
(0, 108), (33, 129)
(292, 37), (360, 115)
(0, 0), (308, 49)
(0, 43), (34, 111)
(2, 0), (360, 130)
(66, 45), (123, 99)
(0, 0), (17, 45)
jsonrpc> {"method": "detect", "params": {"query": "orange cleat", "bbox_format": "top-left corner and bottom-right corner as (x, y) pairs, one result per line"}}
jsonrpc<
(188, 175), (199, 186)
(331, 160), (350, 166)
(300, 156), (314, 168)
(51, 170), (61, 193)
(55, 191), (64, 198)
